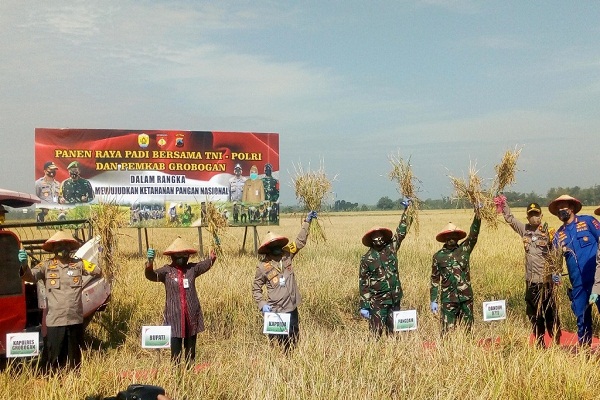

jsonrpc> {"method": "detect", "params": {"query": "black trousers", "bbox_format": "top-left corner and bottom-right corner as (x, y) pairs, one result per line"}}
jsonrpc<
(46, 324), (84, 369)
(525, 282), (561, 347)
(269, 308), (299, 353)
(171, 335), (197, 365)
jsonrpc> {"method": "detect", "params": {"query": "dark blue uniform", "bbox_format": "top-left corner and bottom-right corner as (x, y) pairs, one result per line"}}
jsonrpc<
(553, 215), (600, 345)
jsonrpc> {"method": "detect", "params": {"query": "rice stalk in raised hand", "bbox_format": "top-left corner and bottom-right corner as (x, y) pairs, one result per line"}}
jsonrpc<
(292, 161), (334, 242)
(388, 152), (422, 234)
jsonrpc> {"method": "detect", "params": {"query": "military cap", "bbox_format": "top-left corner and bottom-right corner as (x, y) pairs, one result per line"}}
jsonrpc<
(67, 161), (80, 169)
(526, 203), (542, 215)
(44, 161), (59, 170)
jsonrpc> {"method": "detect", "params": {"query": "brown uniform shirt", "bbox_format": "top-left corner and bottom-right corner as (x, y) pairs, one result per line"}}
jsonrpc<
(22, 257), (102, 326)
(501, 203), (551, 283)
(252, 221), (309, 313)
(242, 179), (265, 204)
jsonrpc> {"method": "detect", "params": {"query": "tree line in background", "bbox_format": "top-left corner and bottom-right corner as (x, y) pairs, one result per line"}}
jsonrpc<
(281, 184), (600, 213)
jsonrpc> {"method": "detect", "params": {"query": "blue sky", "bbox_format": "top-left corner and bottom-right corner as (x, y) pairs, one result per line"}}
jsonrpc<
(1, 1), (599, 206)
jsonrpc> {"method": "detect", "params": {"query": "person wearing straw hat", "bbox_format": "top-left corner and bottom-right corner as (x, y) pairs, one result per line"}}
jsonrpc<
(35, 161), (62, 204)
(252, 210), (318, 352)
(145, 237), (217, 365)
(494, 195), (561, 347)
(358, 200), (411, 336)
(549, 194), (600, 346)
(430, 208), (481, 335)
(18, 231), (102, 369)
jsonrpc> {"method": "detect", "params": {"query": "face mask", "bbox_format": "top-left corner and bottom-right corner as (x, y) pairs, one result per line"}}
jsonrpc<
(528, 215), (541, 226)
(174, 256), (189, 266)
(372, 237), (385, 247)
(69, 170), (80, 179)
(250, 172), (258, 180)
(55, 247), (70, 258)
(558, 209), (571, 222)
(47, 170), (56, 177)
(271, 247), (283, 256)
(445, 239), (457, 248)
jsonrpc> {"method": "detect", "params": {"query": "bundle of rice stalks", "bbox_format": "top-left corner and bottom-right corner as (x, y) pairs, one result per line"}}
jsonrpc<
(90, 199), (127, 282)
(292, 161), (334, 242)
(543, 241), (564, 337)
(492, 146), (522, 193)
(203, 201), (228, 256)
(448, 162), (498, 229)
(388, 152), (422, 234)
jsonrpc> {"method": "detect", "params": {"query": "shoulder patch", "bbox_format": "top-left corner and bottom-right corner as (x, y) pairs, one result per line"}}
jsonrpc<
(284, 242), (298, 254)
(83, 259), (96, 273)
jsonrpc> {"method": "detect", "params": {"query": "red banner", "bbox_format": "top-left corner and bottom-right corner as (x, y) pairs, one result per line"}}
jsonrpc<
(34, 129), (280, 227)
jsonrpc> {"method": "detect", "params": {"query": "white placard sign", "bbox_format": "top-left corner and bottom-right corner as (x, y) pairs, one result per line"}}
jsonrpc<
(141, 325), (171, 349)
(262, 312), (291, 335)
(483, 300), (507, 321)
(6, 332), (40, 358)
(393, 309), (418, 331)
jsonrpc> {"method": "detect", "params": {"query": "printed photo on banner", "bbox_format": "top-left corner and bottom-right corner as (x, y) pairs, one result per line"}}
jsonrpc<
(34, 129), (280, 227)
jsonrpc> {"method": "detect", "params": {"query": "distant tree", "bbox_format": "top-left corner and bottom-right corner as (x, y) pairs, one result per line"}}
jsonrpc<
(376, 196), (395, 210)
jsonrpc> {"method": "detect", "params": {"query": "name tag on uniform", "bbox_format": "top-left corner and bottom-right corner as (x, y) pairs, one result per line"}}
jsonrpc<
(263, 312), (290, 335)
(183, 278), (189, 289)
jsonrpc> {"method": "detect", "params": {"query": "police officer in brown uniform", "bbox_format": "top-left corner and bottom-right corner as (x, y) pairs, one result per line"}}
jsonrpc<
(145, 237), (216, 365)
(18, 231), (102, 369)
(252, 211), (317, 352)
(495, 195), (561, 347)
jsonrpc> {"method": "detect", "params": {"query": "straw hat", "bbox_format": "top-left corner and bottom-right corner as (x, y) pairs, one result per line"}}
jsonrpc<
(594, 206), (600, 216)
(258, 231), (289, 254)
(42, 231), (81, 252)
(435, 222), (467, 243)
(548, 194), (582, 216)
(361, 226), (393, 247)
(163, 236), (198, 255)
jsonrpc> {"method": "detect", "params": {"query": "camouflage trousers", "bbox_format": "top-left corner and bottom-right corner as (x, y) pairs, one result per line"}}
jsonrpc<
(369, 302), (401, 337)
(440, 299), (473, 335)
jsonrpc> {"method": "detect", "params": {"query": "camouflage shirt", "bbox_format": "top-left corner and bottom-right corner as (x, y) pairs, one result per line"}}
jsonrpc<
(430, 216), (481, 303)
(262, 176), (279, 202)
(359, 214), (408, 309)
(60, 177), (94, 204)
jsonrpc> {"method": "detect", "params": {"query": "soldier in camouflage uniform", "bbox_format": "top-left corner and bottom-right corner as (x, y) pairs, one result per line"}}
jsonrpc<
(262, 163), (279, 202)
(359, 201), (411, 336)
(430, 209), (481, 335)
(59, 161), (94, 204)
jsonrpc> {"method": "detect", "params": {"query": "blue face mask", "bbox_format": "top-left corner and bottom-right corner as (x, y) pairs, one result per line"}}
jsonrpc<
(271, 247), (283, 255)
(250, 172), (258, 180)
